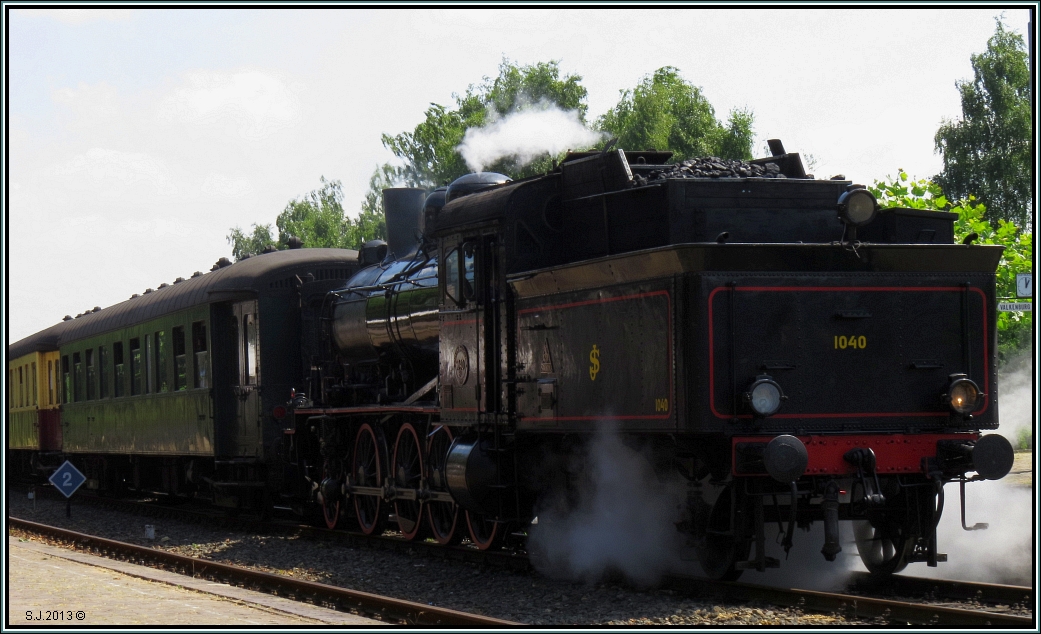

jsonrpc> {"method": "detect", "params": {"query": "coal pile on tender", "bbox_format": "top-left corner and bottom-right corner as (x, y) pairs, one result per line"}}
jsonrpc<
(632, 157), (785, 187)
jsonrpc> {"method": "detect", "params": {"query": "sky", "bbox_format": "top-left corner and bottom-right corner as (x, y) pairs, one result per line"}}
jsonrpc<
(4, 6), (1035, 343)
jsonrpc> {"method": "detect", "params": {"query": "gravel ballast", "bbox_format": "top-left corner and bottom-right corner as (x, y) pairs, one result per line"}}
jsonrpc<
(8, 492), (875, 626)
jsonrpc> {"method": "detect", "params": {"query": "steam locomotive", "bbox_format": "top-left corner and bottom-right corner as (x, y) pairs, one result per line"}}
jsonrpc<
(8, 141), (1014, 579)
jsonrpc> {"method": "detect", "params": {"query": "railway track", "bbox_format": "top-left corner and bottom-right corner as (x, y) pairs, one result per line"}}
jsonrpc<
(664, 574), (1033, 627)
(9, 517), (517, 626)
(16, 487), (1034, 626)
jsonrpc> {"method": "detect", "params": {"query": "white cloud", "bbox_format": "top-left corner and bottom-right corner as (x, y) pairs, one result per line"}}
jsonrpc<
(50, 147), (178, 197)
(156, 70), (301, 141)
(202, 172), (254, 198)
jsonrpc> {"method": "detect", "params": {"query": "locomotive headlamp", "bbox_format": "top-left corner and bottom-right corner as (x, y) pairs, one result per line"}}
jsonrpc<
(745, 375), (784, 417)
(943, 373), (981, 415)
(837, 189), (878, 226)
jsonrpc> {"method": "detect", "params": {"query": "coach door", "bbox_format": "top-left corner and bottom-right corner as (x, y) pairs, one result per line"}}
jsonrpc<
(212, 300), (263, 458)
(232, 300), (262, 457)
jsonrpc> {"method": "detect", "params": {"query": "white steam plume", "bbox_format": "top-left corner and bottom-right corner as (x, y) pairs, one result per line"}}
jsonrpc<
(912, 479), (1034, 584)
(996, 353), (1034, 450)
(457, 100), (604, 173)
(911, 353), (1035, 585)
(527, 427), (686, 586)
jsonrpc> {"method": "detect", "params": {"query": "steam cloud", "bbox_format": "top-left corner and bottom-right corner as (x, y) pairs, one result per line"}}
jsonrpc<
(527, 427), (686, 586)
(526, 354), (1034, 588)
(457, 100), (604, 173)
(915, 353), (1035, 585)
(995, 354), (1033, 450)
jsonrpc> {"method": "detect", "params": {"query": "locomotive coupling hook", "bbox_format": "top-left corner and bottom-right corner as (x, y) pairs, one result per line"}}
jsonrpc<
(844, 447), (885, 507)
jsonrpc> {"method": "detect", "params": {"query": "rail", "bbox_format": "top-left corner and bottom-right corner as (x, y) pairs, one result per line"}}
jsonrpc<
(9, 518), (519, 627)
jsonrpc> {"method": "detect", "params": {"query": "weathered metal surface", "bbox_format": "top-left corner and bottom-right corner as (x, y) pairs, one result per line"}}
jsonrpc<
(514, 281), (675, 432)
(696, 272), (996, 434)
(508, 243), (1004, 300)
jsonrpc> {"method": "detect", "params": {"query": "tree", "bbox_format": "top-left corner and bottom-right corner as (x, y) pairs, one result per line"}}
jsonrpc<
(227, 223), (276, 261)
(596, 67), (755, 162)
(870, 170), (1032, 363)
(227, 176), (386, 260)
(379, 58), (590, 189)
(357, 165), (395, 237)
(934, 18), (1032, 227)
(274, 176), (353, 250)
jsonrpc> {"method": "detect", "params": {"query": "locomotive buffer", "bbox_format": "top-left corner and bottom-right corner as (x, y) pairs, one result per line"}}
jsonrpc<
(48, 460), (86, 518)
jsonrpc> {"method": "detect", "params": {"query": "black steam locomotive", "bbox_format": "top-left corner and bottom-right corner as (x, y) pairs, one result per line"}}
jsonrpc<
(8, 142), (1014, 580)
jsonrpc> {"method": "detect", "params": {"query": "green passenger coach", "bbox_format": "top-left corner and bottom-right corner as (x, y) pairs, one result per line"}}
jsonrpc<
(8, 248), (359, 508)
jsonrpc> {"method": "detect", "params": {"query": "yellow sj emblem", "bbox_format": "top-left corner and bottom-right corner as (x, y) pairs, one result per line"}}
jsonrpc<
(589, 344), (600, 381)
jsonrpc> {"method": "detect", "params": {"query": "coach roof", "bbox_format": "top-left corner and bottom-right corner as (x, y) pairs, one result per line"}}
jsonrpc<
(8, 248), (358, 356)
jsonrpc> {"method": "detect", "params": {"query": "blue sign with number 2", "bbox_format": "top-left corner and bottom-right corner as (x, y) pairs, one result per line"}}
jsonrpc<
(48, 461), (87, 499)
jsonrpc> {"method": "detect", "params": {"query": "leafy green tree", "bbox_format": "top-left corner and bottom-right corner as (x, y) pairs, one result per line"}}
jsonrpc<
(227, 176), (386, 260)
(274, 176), (353, 249)
(227, 223), (276, 261)
(870, 170), (1032, 363)
(380, 58), (589, 189)
(357, 165), (394, 238)
(934, 18), (1032, 227)
(597, 67), (755, 162)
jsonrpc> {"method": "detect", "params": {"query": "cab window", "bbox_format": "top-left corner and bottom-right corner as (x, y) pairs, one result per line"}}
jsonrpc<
(462, 242), (476, 300)
(445, 248), (461, 304)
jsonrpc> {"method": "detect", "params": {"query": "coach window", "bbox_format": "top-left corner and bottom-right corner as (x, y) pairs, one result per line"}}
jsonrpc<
(113, 342), (125, 397)
(85, 350), (95, 400)
(130, 338), (142, 396)
(173, 326), (187, 390)
(32, 362), (38, 406)
(228, 317), (239, 386)
(145, 335), (154, 394)
(243, 314), (258, 385)
(98, 346), (108, 399)
(47, 361), (54, 405)
(18, 366), (24, 407)
(155, 331), (167, 392)
(73, 352), (85, 402)
(192, 321), (209, 389)
(61, 357), (70, 403)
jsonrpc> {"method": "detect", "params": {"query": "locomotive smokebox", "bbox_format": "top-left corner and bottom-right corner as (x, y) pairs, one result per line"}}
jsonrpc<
(382, 188), (427, 258)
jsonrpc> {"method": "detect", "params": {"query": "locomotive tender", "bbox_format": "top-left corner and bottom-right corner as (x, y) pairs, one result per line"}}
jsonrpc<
(8, 141), (1014, 579)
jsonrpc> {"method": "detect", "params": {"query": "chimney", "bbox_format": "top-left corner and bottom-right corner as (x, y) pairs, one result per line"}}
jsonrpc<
(382, 188), (427, 258)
